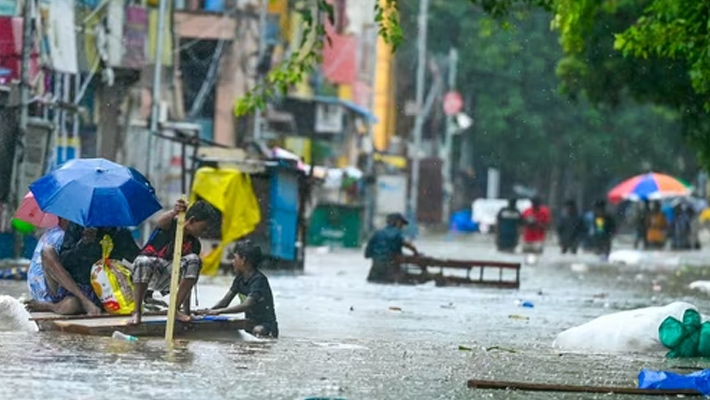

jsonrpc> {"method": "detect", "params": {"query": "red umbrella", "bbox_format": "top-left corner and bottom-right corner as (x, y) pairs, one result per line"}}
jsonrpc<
(13, 192), (58, 228)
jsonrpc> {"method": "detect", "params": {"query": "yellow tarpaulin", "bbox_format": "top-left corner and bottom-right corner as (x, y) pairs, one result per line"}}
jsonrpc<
(191, 167), (261, 276)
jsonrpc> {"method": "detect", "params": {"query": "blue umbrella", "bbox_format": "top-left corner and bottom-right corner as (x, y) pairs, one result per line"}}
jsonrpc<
(29, 158), (162, 227)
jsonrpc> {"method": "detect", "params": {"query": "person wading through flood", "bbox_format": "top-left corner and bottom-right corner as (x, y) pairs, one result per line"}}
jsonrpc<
(198, 241), (279, 338)
(496, 198), (522, 252)
(646, 201), (668, 250)
(521, 197), (551, 256)
(589, 200), (616, 260)
(634, 200), (650, 250)
(130, 199), (217, 325)
(557, 200), (586, 255)
(364, 213), (419, 283)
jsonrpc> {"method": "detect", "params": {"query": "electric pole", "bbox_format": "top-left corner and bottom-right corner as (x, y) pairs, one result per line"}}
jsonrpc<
(408, 0), (429, 229)
(148, 0), (169, 178)
(253, 0), (268, 142)
(441, 48), (458, 224)
(144, 0), (168, 243)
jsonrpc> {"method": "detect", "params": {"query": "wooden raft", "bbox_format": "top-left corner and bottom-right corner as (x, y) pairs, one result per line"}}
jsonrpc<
(467, 379), (701, 396)
(31, 312), (252, 338)
(395, 256), (521, 289)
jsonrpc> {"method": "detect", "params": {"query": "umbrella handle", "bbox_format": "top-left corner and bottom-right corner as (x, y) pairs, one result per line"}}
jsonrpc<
(165, 195), (187, 344)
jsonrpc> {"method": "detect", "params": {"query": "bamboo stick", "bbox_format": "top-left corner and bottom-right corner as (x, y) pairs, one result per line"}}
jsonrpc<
(467, 380), (701, 396)
(165, 197), (187, 344)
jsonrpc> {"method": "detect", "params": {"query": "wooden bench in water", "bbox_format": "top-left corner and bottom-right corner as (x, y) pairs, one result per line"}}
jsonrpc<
(31, 312), (252, 338)
(395, 256), (521, 289)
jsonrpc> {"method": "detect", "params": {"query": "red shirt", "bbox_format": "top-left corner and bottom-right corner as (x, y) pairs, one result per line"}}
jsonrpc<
(522, 206), (551, 243)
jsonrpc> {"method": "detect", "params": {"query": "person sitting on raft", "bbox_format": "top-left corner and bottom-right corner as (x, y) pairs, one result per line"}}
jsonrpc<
(130, 199), (216, 325)
(197, 241), (279, 338)
(27, 220), (140, 316)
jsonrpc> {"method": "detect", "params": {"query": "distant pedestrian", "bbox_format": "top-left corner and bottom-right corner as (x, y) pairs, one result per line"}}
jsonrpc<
(557, 200), (585, 255)
(521, 197), (551, 255)
(672, 203), (693, 250)
(590, 200), (616, 259)
(496, 198), (522, 253)
(364, 213), (419, 283)
(634, 200), (650, 250)
(646, 201), (668, 249)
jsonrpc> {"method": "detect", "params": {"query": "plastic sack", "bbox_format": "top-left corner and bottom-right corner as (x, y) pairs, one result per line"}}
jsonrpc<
(450, 210), (478, 233)
(552, 302), (700, 353)
(659, 308), (710, 358)
(90, 235), (135, 314)
(638, 369), (710, 395)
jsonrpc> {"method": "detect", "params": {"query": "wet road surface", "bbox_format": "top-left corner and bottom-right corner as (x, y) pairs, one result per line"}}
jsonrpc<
(1, 234), (710, 399)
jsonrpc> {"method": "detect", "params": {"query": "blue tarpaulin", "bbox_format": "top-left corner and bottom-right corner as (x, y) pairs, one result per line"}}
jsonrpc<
(638, 369), (710, 395)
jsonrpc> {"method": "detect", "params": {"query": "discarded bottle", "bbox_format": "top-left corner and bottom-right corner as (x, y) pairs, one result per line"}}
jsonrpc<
(508, 314), (530, 320)
(111, 331), (138, 342)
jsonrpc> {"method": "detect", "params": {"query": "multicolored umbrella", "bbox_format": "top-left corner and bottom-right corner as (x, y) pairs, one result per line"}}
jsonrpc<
(13, 192), (59, 229)
(608, 172), (691, 203)
(29, 158), (162, 227)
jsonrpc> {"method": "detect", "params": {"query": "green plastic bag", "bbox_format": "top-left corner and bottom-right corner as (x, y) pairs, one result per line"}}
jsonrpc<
(11, 218), (35, 234)
(659, 309), (710, 358)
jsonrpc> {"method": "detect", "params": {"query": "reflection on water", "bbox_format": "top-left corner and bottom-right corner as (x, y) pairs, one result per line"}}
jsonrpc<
(1, 235), (710, 399)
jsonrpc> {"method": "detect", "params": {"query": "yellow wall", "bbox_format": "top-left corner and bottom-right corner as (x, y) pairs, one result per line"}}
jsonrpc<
(373, 5), (396, 151)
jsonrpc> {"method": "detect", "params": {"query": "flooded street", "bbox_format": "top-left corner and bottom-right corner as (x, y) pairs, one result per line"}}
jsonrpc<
(2, 234), (710, 399)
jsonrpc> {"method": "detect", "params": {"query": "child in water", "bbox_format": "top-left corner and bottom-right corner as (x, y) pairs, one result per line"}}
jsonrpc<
(198, 241), (278, 338)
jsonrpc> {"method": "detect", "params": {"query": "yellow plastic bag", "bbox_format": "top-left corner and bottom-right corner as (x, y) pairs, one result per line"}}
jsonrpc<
(90, 235), (135, 314)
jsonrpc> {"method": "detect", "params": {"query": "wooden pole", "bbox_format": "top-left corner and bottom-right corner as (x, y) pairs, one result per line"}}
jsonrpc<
(165, 196), (187, 343)
(467, 380), (701, 396)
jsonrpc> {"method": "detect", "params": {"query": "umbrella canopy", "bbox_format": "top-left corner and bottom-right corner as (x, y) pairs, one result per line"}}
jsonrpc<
(13, 192), (59, 228)
(608, 172), (691, 203)
(29, 158), (162, 227)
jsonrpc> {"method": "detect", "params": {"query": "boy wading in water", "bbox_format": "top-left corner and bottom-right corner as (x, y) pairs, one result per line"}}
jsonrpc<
(129, 199), (216, 325)
(198, 241), (279, 338)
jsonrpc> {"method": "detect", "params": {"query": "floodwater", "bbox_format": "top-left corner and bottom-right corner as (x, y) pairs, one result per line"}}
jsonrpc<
(1, 234), (710, 400)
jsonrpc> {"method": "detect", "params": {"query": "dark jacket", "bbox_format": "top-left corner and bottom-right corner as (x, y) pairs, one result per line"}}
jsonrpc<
(364, 226), (404, 262)
(59, 223), (140, 285)
(557, 212), (586, 245)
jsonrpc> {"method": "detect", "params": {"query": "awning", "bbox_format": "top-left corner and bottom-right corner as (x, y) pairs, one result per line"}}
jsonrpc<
(313, 95), (378, 124)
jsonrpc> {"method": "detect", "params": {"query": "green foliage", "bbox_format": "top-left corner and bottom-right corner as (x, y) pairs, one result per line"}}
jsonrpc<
(615, 0), (710, 98)
(554, 0), (710, 169)
(375, 0), (403, 51)
(395, 1), (694, 203)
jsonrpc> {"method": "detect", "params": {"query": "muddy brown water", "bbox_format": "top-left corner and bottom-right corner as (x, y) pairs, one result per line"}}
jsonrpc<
(1, 234), (710, 399)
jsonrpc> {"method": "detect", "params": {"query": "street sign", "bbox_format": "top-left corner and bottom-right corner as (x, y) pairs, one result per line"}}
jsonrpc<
(443, 91), (463, 116)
